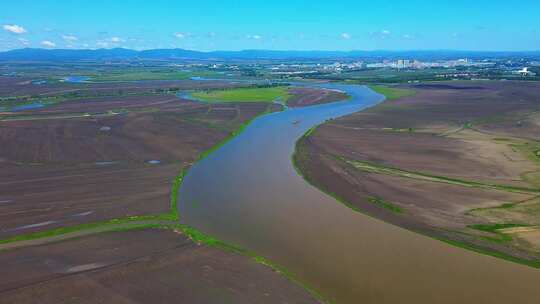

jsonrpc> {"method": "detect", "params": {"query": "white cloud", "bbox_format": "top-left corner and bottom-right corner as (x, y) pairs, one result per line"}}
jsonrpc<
(18, 38), (30, 46)
(41, 40), (56, 48)
(341, 33), (351, 39)
(95, 37), (125, 48)
(246, 34), (262, 40)
(3, 24), (27, 34)
(402, 34), (414, 40)
(62, 34), (78, 41)
(174, 32), (187, 39)
(371, 29), (392, 39)
(109, 37), (125, 43)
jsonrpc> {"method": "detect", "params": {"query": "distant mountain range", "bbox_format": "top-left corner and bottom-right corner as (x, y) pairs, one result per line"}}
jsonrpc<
(0, 48), (539, 62)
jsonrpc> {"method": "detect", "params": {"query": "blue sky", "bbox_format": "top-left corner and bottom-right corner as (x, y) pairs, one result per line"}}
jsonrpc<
(1, 0), (539, 51)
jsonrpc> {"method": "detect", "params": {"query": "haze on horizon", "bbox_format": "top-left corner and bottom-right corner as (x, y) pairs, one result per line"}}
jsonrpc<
(1, 0), (539, 52)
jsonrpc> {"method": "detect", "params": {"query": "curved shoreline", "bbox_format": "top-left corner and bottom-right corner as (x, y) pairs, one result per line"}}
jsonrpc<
(292, 83), (540, 269)
(179, 82), (540, 304)
(293, 128), (540, 269)
(0, 94), (339, 303)
(171, 102), (330, 302)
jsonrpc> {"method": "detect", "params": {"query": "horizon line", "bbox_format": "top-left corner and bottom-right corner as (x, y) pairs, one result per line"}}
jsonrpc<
(2, 47), (540, 54)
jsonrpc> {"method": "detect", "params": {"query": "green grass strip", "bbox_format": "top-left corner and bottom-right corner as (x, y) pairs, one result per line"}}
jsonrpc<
(162, 223), (331, 304)
(197, 103), (278, 161)
(191, 86), (291, 103)
(0, 216), (172, 245)
(342, 158), (540, 195)
(368, 85), (416, 100)
(367, 196), (404, 214)
(434, 236), (540, 269)
(293, 128), (540, 270)
(469, 223), (529, 233)
(0, 100), (330, 303)
(467, 223), (530, 244)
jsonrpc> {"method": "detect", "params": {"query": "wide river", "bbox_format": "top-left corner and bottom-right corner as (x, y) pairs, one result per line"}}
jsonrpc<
(179, 83), (540, 304)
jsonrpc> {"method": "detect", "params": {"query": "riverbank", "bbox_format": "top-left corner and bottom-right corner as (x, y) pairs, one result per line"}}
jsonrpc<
(0, 80), (353, 303)
(293, 81), (540, 267)
(187, 85), (350, 108)
(0, 100), (277, 239)
(0, 227), (320, 304)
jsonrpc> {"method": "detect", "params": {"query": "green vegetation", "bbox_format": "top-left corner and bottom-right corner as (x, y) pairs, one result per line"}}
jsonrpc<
(309, 68), (456, 83)
(0, 88), (177, 114)
(368, 85), (416, 100)
(469, 223), (528, 233)
(169, 168), (188, 221)
(497, 140), (540, 188)
(292, 130), (373, 216)
(197, 103), (278, 161)
(191, 86), (291, 103)
(163, 223), (331, 303)
(0, 216), (174, 245)
(0, 101), (329, 302)
(466, 197), (540, 236)
(382, 127), (415, 133)
(512, 141), (540, 165)
(367, 196), (404, 214)
(435, 236), (540, 269)
(469, 202), (516, 213)
(306, 66), (540, 83)
(293, 135), (540, 269)
(303, 126), (318, 137)
(0, 102), (277, 245)
(468, 223), (529, 243)
(0, 102), (280, 245)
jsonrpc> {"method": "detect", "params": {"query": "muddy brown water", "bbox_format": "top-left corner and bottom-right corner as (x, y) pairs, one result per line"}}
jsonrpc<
(179, 84), (540, 304)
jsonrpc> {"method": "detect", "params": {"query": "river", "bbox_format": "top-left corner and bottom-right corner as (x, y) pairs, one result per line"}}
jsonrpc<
(179, 83), (540, 304)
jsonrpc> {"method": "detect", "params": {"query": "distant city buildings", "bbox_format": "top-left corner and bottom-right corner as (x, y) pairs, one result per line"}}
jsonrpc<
(364, 58), (488, 70)
(514, 67), (537, 76)
(161, 57), (538, 80)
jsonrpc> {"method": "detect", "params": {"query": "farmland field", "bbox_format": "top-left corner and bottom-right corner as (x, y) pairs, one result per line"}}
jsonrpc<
(191, 86), (291, 103)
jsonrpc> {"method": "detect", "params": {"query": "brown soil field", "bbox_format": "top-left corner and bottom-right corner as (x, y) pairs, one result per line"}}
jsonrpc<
(306, 126), (536, 188)
(288, 88), (349, 107)
(295, 81), (540, 263)
(0, 77), (70, 97)
(0, 228), (318, 304)
(0, 99), (275, 238)
(0, 80), (343, 239)
(0, 76), (239, 98)
(0, 81), (330, 302)
(340, 81), (540, 133)
(5, 95), (189, 116)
